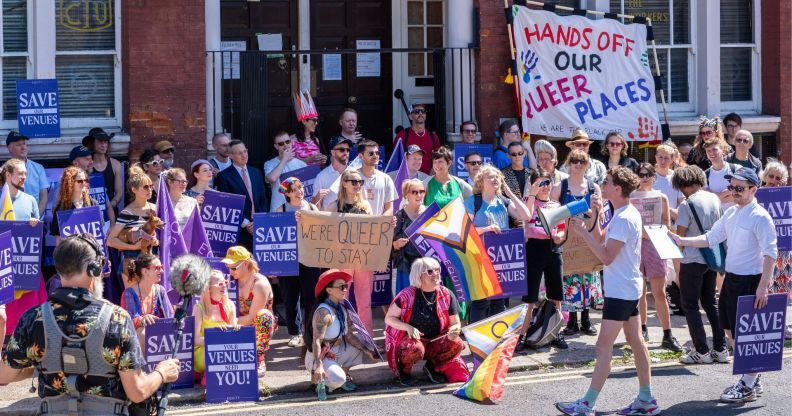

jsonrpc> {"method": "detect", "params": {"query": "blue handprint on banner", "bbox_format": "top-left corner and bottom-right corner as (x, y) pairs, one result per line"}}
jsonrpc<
(520, 50), (541, 84)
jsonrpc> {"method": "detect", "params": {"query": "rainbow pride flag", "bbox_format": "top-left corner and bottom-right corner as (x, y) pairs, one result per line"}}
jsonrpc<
(407, 196), (502, 301)
(0, 183), (15, 221)
(453, 332), (519, 404)
(463, 304), (527, 369)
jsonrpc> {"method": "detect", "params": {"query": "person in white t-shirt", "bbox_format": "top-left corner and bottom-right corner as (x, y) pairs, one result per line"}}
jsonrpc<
(314, 136), (352, 210)
(703, 138), (737, 209)
(264, 131), (307, 211)
(556, 166), (660, 416)
(356, 140), (398, 216)
(652, 144), (682, 216)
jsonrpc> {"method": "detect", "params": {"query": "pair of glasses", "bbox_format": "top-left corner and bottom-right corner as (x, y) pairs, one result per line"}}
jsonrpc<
(462, 129), (477, 134)
(726, 123), (740, 129)
(570, 159), (586, 165)
(276, 139), (292, 147)
(161, 149), (174, 154)
(425, 269), (441, 276)
(537, 179), (551, 187)
(345, 179), (364, 186)
(735, 138), (751, 144)
(75, 179), (88, 184)
(307, 118), (318, 123)
(146, 265), (164, 272)
(727, 184), (755, 193)
(140, 184), (153, 191)
(367, 151), (380, 157)
(506, 129), (520, 134)
(145, 160), (164, 166)
(334, 147), (351, 153)
(510, 152), (525, 157)
(466, 160), (483, 166)
(637, 172), (653, 178)
(608, 142), (623, 147)
(700, 130), (715, 137)
(766, 174), (783, 181)
(228, 261), (246, 271)
(411, 109), (426, 115)
(170, 179), (188, 185)
(410, 189), (426, 196)
(332, 283), (348, 291)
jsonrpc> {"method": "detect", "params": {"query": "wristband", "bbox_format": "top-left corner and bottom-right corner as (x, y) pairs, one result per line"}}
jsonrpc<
(154, 369), (165, 384)
(528, 194), (537, 198)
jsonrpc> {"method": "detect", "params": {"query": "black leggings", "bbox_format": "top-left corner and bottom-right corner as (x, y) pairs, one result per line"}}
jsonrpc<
(280, 264), (321, 335)
(679, 262), (726, 353)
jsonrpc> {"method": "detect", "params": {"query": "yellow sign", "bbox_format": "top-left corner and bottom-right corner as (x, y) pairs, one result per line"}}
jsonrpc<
(59, 0), (114, 33)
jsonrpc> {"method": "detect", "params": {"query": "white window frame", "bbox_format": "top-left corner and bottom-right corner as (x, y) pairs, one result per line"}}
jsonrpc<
(612, 0), (698, 115)
(0, 1), (33, 129)
(720, 0), (761, 114)
(0, 0), (122, 131)
(405, 0), (445, 77)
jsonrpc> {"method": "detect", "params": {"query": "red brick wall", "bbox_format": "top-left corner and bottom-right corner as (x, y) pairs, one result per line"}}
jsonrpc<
(122, 0), (206, 166)
(762, 0), (792, 166)
(475, 1), (518, 144)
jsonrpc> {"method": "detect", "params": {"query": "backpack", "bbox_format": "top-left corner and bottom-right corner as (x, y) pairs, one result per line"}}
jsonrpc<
(705, 163), (740, 181)
(522, 300), (563, 348)
(473, 193), (512, 214)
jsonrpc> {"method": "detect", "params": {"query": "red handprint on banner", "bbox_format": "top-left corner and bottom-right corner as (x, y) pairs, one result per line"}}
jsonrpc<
(627, 117), (660, 143)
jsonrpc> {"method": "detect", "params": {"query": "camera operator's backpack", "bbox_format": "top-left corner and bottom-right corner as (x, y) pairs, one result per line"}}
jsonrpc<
(522, 300), (563, 348)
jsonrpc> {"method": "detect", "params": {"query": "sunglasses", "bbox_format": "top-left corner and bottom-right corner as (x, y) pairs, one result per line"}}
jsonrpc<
(424, 268), (441, 276)
(699, 130), (715, 137)
(228, 262), (246, 271)
(509, 152), (525, 157)
(735, 138), (751, 144)
(146, 265), (164, 272)
(145, 159), (164, 166)
(307, 118), (318, 123)
(637, 172), (653, 178)
(537, 179), (551, 187)
(506, 129), (520, 134)
(160, 148), (174, 154)
(75, 178), (88, 184)
(569, 159), (587, 165)
(334, 147), (351, 153)
(276, 139), (292, 147)
(366, 151), (380, 157)
(727, 184), (755, 193)
(466, 160), (483, 166)
(410, 189), (426, 196)
(607, 142), (623, 147)
(411, 109), (426, 115)
(331, 284), (348, 291)
(140, 184), (153, 191)
(462, 129), (477, 134)
(345, 179), (364, 186)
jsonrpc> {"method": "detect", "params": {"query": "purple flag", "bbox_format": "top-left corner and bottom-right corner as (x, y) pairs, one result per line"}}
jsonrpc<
(0, 231), (14, 305)
(732, 294), (787, 374)
(144, 316), (195, 389)
(0, 221), (43, 291)
(204, 326), (259, 403)
(392, 157), (410, 211)
(156, 175), (188, 293)
(482, 229), (528, 299)
(385, 139), (404, 174)
(183, 206), (213, 257)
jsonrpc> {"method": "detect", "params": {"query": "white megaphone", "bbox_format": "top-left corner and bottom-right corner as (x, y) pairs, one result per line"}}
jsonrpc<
(537, 198), (590, 237)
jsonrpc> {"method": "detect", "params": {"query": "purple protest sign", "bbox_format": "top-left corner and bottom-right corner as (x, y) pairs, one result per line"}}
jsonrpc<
(43, 168), (64, 266)
(279, 164), (321, 201)
(144, 316), (195, 389)
(733, 294), (788, 374)
(201, 189), (246, 257)
(57, 206), (108, 274)
(88, 172), (110, 229)
(0, 231), (14, 305)
(208, 257), (239, 317)
(453, 144), (493, 178)
(756, 186), (791, 251)
(204, 326), (259, 403)
(0, 221), (43, 291)
(252, 213), (298, 277)
(371, 262), (393, 306)
(482, 229), (527, 299)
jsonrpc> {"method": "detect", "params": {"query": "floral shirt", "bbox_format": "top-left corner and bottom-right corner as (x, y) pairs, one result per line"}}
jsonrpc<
(3, 288), (144, 400)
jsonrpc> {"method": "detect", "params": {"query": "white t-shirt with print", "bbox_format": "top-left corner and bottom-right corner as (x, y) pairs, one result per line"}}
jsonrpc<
(361, 170), (398, 216)
(603, 204), (644, 301)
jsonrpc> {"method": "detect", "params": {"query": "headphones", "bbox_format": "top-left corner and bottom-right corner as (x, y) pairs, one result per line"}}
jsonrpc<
(75, 234), (106, 278)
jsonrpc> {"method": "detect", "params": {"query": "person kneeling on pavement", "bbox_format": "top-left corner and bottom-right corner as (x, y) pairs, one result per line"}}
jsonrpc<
(305, 269), (379, 401)
(0, 233), (180, 415)
(384, 257), (469, 386)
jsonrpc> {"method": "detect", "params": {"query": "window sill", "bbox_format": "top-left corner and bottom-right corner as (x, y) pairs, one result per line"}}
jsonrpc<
(668, 114), (781, 136)
(0, 128), (129, 161)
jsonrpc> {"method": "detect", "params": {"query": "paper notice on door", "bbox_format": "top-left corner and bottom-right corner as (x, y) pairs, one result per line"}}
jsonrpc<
(644, 225), (683, 260)
(323, 54), (342, 81)
(257, 33), (283, 57)
(356, 39), (381, 77)
(220, 41), (246, 79)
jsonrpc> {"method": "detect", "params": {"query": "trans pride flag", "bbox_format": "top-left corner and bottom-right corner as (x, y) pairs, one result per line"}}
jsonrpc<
(406, 196), (502, 301)
(463, 304), (527, 370)
(453, 332), (520, 404)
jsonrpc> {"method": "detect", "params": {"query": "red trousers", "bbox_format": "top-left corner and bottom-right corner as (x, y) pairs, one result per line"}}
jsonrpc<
(396, 335), (469, 382)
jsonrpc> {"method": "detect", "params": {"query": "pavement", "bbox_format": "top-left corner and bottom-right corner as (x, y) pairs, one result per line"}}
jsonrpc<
(1, 299), (790, 415)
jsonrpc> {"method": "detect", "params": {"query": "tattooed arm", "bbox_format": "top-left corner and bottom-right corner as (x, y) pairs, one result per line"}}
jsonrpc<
(311, 308), (332, 383)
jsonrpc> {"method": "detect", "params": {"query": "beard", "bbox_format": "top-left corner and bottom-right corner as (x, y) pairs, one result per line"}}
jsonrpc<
(90, 276), (105, 300)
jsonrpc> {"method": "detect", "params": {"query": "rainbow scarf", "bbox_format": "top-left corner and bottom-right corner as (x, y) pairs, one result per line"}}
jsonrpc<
(453, 332), (520, 404)
(408, 197), (502, 301)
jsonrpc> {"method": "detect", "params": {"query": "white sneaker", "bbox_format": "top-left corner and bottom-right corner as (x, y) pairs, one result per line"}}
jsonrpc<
(711, 348), (731, 363)
(679, 349), (713, 364)
(287, 335), (305, 348)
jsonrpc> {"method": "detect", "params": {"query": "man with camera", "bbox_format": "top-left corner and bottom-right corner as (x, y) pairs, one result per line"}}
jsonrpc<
(0, 234), (180, 415)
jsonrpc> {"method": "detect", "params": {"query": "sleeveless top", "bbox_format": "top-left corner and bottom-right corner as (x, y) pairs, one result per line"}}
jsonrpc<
(316, 303), (344, 340)
(93, 161), (117, 202)
(560, 177), (595, 206)
(283, 199), (315, 212)
(340, 202), (368, 214)
(238, 274), (273, 316)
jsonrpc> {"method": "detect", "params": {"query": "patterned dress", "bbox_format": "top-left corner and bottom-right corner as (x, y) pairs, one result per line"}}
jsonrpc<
(292, 137), (323, 165)
(770, 251), (792, 294)
(238, 276), (277, 364)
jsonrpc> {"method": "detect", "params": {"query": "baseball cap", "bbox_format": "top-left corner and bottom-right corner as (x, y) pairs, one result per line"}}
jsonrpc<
(6, 131), (29, 146)
(329, 136), (353, 149)
(69, 145), (93, 162)
(725, 167), (760, 187)
(221, 246), (253, 265)
(406, 144), (425, 155)
(154, 140), (175, 153)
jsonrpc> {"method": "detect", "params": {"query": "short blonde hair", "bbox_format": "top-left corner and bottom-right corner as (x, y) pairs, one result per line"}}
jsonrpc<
(401, 178), (424, 196)
(472, 165), (504, 195)
(563, 149), (590, 168)
(655, 143), (676, 156)
(408, 257), (441, 288)
(761, 158), (789, 185)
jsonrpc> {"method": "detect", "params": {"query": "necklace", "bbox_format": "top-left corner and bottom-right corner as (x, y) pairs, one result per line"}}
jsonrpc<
(419, 289), (436, 306)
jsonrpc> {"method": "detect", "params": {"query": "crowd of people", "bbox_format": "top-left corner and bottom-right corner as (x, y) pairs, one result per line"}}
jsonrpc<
(0, 107), (788, 414)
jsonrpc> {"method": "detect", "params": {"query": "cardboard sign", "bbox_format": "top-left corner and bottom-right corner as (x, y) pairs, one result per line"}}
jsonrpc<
(201, 190), (246, 257)
(561, 215), (603, 276)
(16, 79), (60, 138)
(204, 326), (259, 403)
(296, 211), (394, 271)
(145, 317), (195, 389)
(733, 294), (787, 374)
(253, 213), (298, 276)
(0, 221), (43, 291)
(756, 186), (791, 251)
(483, 229), (528, 299)
(0, 231), (14, 305)
(453, 144), (493, 178)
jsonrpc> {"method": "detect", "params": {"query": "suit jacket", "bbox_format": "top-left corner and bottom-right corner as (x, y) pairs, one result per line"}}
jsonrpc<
(214, 164), (269, 222)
